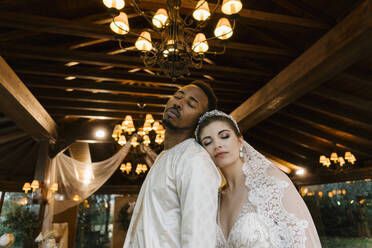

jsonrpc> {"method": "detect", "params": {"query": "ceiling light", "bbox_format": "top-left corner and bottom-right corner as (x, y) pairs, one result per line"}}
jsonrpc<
(95, 129), (106, 138)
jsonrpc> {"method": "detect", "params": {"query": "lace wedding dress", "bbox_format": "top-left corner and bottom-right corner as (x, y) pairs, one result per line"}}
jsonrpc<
(216, 142), (321, 248)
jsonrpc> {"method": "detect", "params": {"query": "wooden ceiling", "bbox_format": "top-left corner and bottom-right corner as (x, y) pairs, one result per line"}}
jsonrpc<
(0, 0), (372, 192)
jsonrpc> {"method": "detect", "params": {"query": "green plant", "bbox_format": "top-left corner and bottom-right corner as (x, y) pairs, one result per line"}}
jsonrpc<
(1, 205), (40, 246)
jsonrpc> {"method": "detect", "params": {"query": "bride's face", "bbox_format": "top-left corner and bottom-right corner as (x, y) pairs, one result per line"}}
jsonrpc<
(199, 120), (243, 169)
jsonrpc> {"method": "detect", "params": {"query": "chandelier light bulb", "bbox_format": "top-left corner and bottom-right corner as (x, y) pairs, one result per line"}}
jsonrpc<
(192, 33), (209, 53)
(193, 0), (211, 21)
(157, 124), (165, 135)
(319, 155), (327, 165)
(330, 152), (338, 162)
(22, 182), (31, 194)
(72, 195), (82, 202)
(153, 8), (168, 28)
(152, 121), (160, 131)
(350, 154), (356, 164)
(103, 0), (125, 10)
(325, 158), (331, 167)
(137, 127), (145, 136)
(143, 121), (152, 133)
(31, 180), (40, 192)
(118, 135), (127, 146)
(124, 115), (133, 125)
(120, 163), (126, 173)
(214, 18), (233, 40)
(221, 0), (243, 15)
(145, 113), (154, 123)
(131, 136), (139, 147)
(344, 151), (352, 161)
(110, 12), (130, 35)
(135, 31), (153, 51)
(338, 157), (345, 166)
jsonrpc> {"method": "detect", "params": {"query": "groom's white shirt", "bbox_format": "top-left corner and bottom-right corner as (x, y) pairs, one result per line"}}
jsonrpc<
(123, 138), (221, 248)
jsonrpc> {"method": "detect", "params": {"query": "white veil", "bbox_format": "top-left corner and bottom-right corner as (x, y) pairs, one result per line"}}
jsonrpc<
(242, 141), (321, 247)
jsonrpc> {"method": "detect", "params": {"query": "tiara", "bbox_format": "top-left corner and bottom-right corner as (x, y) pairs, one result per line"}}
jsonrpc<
(195, 110), (240, 142)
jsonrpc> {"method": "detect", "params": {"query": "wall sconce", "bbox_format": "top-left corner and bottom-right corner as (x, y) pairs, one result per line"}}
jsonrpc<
(31, 180), (40, 192)
(22, 182), (31, 194)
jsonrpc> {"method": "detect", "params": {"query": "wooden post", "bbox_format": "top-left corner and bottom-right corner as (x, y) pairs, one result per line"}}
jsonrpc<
(0, 191), (5, 215)
(33, 139), (54, 248)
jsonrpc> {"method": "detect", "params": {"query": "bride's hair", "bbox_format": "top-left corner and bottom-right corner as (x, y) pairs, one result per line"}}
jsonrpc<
(196, 114), (242, 144)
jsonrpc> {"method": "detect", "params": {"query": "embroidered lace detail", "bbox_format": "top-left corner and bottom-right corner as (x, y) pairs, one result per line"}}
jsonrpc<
(241, 141), (308, 247)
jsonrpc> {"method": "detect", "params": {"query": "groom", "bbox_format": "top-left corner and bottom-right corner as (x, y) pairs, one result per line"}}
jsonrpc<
(123, 81), (221, 248)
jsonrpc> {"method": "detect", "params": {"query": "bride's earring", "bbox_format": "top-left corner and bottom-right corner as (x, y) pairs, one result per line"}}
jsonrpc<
(239, 147), (243, 158)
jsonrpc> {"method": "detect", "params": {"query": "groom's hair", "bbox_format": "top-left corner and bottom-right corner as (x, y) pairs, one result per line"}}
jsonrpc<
(190, 80), (217, 111)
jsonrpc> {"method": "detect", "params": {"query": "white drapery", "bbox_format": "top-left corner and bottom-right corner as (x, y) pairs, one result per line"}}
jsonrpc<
(50, 141), (131, 215)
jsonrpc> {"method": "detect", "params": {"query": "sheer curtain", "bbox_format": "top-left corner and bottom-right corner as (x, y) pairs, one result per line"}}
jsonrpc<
(51, 140), (132, 215)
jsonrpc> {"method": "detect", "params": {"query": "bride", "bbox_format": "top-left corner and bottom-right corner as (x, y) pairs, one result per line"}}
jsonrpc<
(195, 110), (321, 247)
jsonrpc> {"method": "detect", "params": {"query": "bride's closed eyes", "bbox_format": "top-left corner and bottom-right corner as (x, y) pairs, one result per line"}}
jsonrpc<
(202, 130), (231, 147)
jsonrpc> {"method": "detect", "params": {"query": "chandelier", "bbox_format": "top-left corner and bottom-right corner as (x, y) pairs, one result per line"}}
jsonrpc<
(111, 113), (165, 146)
(103, 0), (243, 79)
(319, 152), (356, 169)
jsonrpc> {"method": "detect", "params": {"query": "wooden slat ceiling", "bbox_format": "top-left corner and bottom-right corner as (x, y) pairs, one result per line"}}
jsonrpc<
(0, 0), (371, 191)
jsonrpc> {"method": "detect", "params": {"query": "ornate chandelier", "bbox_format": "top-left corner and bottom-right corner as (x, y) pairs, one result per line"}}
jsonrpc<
(103, 0), (243, 79)
(319, 152), (356, 169)
(112, 114), (165, 146)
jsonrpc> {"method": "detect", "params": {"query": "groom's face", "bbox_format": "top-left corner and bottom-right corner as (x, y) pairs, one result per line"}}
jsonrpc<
(163, 85), (208, 131)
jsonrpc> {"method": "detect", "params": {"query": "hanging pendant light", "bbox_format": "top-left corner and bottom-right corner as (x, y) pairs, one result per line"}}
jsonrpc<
(152, 8), (168, 28)
(192, 33), (209, 53)
(118, 135), (127, 146)
(221, 0), (243, 15)
(103, 0), (125, 10)
(31, 180), (40, 192)
(22, 182), (31, 194)
(110, 12), (130, 35)
(135, 31), (153, 51)
(193, 0), (211, 21)
(214, 18), (233, 40)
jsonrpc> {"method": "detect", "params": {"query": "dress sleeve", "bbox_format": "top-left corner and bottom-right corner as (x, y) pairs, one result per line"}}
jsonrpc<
(176, 152), (221, 248)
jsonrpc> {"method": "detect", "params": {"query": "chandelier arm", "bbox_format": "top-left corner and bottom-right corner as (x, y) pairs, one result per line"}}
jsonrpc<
(194, 0), (222, 31)
(129, 0), (162, 35)
(203, 43), (226, 55)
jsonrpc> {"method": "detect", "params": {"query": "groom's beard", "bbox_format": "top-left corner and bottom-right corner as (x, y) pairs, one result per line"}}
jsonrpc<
(162, 118), (197, 134)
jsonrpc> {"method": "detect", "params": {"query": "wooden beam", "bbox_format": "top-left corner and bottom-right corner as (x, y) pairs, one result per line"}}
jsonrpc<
(30, 87), (242, 106)
(253, 124), (334, 155)
(295, 95), (372, 131)
(0, 57), (58, 141)
(0, 130), (28, 145)
(0, 11), (113, 40)
(31, 87), (167, 104)
(268, 114), (372, 157)
(1, 43), (271, 80)
(47, 108), (163, 120)
(20, 72), (256, 96)
(140, 0), (329, 29)
(273, 0), (336, 26)
(246, 136), (311, 168)
(282, 105), (372, 142)
(310, 87), (372, 113)
(40, 99), (164, 114)
(231, 0), (372, 131)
